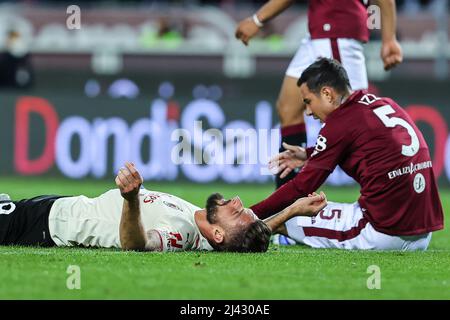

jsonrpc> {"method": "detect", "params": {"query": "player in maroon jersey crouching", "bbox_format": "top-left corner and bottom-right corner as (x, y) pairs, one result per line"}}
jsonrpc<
(252, 58), (444, 250)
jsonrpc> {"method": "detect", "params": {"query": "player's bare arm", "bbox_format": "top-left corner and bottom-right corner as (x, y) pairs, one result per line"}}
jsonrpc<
(235, 0), (294, 46)
(116, 162), (154, 251)
(375, 0), (403, 70)
(264, 192), (327, 233)
(269, 142), (307, 179)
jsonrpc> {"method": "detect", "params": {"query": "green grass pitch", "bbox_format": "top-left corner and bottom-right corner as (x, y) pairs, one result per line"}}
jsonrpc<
(0, 177), (449, 299)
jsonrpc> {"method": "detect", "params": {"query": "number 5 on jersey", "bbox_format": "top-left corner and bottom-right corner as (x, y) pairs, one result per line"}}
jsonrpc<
(373, 105), (420, 157)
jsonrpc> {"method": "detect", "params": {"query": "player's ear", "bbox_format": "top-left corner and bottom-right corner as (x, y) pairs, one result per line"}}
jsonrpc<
(321, 86), (333, 103)
(212, 227), (225, 244)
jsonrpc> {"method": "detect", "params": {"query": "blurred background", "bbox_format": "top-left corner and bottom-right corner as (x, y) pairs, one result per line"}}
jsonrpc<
(0, 0), (449, 187)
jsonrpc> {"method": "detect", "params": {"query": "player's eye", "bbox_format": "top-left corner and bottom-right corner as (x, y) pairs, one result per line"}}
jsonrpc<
(219, 199), (231, 206)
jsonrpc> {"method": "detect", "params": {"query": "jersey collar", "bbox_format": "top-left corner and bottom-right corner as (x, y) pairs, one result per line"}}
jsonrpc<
(326, 90), (366, 121)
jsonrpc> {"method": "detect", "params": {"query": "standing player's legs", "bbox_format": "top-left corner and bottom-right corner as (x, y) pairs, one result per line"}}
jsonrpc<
(0, 195), (62, 247)
(284, 202), (431, 251)
(275, 75), (307, 188)
(275, 38), (314, 189)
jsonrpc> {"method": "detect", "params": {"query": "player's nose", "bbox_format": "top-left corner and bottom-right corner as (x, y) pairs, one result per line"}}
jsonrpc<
(233, 196), (243, 208)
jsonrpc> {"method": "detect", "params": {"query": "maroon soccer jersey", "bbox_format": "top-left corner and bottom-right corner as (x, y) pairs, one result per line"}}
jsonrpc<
(251, 90), (444, 236)
(308, 0), (369, 42)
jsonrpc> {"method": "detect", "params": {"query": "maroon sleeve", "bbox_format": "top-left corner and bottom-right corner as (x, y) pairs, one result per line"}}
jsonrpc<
(250, 122), (350, 219)
(306, 147), (315, 158)
(250, 165), (331, 219)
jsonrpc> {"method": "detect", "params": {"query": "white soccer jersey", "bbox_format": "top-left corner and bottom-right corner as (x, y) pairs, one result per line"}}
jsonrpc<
(48, 189), (213, 252)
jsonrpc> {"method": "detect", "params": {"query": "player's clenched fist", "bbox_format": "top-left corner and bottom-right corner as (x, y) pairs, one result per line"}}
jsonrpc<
(235, 17), (260, 46)
(115, 162), (143, 201)
(381, 38), (403, 71)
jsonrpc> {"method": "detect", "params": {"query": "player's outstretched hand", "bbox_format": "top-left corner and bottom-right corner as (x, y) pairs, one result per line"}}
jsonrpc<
(268, 142), (307, 178)
(289, 191), (327, 217)
(381, 38), (403, 70)
(115, 162), (143, 201)
(235, 17), (260, 46)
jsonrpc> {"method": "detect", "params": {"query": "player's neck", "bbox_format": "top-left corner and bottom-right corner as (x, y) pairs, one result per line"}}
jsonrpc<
(324, 90), (352, 121)
(194, 210), (214, 241)
(339, 90), (353, 106)
(329, 90), (353, 115)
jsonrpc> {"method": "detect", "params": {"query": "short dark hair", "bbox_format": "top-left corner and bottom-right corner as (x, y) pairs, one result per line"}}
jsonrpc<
(238, 220), (271, 253)
(205, 193), (224, 224)
(205, 193), (271, 253)
(297, 58), (351, 95)
(216, 220), (271, 253)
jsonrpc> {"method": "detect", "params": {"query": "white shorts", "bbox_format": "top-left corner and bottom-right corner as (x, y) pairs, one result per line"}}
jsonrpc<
(285, 202), (432, 251)
(286, 36), (368, 90)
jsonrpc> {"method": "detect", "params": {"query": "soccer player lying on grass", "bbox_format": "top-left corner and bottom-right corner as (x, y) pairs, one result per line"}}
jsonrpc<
(0, 162), (327, 253)
(251, 58), (444, 251)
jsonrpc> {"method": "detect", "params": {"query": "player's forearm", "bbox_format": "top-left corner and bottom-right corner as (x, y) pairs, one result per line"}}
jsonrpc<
(119, 196), (147, 251)
(251, 166), (329, 219)
(263, 206), (295, 233)
(250, 181), (301, 219)
(375, 0), (398, 42)
(255, 0), (294, 24)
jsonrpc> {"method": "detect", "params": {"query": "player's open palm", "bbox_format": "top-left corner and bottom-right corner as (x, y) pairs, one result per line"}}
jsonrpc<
(115, 162), (143, 201)
(235, 17), (259, 46)
(290, 192), (327, 217)
(269, 142), (307, 178)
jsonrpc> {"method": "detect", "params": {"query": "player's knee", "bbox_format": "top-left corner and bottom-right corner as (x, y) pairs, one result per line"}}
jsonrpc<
(276, 99), (290, 122)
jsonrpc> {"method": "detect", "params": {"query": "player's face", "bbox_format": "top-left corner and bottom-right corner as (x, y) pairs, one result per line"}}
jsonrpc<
(215, 196), (258, 228)
(300, 83), (331, 122)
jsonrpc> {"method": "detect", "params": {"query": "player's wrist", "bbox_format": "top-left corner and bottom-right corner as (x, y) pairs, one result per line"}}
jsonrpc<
(122, 192), (139, 204)
(381, 34), (397, 43)
(252, 13), (264, 28)
(286, 205), (299, 218)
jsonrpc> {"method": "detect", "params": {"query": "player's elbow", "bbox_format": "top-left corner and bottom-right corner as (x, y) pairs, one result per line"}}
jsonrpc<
(121, 244), (145, 252)
(120, 231), (163, 252)
(120, 239), (147, 252)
